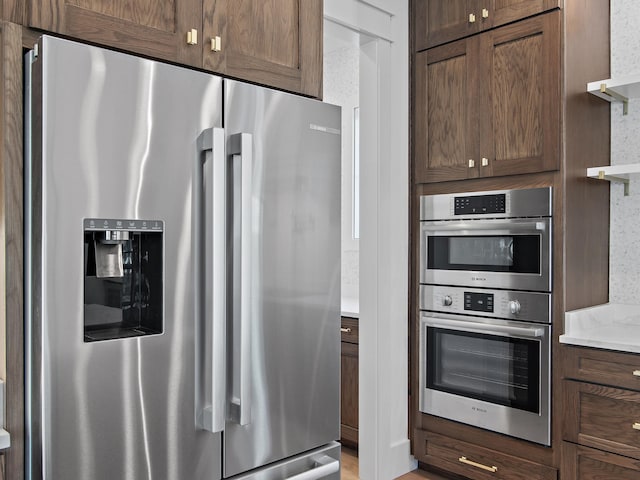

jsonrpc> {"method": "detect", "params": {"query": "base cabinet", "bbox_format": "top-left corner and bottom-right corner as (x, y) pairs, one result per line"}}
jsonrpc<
(562, 346), (640, 479)
(561, 442), (640, 480)
(414, 430), (557, 480)
(340, 317), (359, 448)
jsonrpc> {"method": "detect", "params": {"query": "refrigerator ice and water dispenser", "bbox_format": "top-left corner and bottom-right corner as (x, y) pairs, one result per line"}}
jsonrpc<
(83, 218), (163, 342)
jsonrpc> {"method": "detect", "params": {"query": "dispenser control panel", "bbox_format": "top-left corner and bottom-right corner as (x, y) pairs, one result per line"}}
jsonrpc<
(83, 218), (164, 232)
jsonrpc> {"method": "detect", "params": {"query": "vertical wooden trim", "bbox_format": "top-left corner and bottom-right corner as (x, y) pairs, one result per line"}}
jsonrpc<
(299, 0), (322, 99)
(0, 20), (24, 480)
(2, 0), (25, 25)
(560, 442), (577, 480)
(562, 0), (610, 312)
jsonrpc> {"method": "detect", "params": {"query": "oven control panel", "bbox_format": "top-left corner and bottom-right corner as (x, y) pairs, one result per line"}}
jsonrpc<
(420, 285), (551, 323)
(454, 193), (506, 215)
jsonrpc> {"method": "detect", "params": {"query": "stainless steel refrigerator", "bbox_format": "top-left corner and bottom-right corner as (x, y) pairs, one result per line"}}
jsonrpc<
(24, 35), (341, 480)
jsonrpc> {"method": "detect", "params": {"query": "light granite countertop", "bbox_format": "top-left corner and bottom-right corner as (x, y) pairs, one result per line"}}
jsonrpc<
(341, 297), (359, 319)
(560, 303), (640, 354)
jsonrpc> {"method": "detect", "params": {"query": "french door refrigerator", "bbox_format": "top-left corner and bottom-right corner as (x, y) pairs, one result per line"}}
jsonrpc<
(25, 35), (341, 480)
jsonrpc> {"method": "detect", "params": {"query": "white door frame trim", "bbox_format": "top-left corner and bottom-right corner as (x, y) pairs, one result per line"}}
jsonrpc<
(324, 1), (414, 479)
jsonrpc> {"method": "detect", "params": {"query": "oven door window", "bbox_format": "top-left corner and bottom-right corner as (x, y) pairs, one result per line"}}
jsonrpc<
(426, 327), (540, 413)
(427, 235), (540, 273)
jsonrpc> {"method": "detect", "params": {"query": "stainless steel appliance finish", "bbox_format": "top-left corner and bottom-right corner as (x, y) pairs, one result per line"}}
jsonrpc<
(419, 188), (552, 292)
(418, 187), (553, 445)
(420, 285), (552, 324)
(419, 311), (551, 446)
(25, 36), (341, 480)
(222, 80), (341, 477)
(420, 187), (552, 221)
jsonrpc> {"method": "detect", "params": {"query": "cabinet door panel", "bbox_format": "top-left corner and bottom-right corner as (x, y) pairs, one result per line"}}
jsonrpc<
(341, 341), (358, 447)
(491, 0), (560, 29)
(415, 430), (558, 480)
(564, 345), (640, 392)
(415, 0), (483, 51)
(28, 0), (202, 66)
(204, 0), (322, 98)
(562, 442), (640, 480)
(414, 40), (479, 183)
(564, 380), (640, 460)
(481, 12), (560, 177)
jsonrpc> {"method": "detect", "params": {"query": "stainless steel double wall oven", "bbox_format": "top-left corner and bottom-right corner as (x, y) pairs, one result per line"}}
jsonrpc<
(418, 187), (552, 445)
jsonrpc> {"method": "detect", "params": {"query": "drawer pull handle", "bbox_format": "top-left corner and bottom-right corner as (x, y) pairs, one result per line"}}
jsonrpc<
(633, 370), (640, 377)
(458, 456), (498, 473)
(633, 423), (640, 430)
(340, 327), (352, 333)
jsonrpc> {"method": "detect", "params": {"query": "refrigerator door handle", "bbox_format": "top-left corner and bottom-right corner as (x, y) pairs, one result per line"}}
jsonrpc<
(284, 455), (340, 480)
(196, 127), (227, 433)
(229, 133), (253, 426)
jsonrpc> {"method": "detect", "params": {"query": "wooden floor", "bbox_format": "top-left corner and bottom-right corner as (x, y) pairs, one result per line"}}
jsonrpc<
(341, 448), (450, 480)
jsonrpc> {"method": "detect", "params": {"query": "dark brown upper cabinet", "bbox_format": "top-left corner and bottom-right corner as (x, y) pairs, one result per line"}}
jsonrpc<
(28, 0), (204, 67)
(203, 0), (322, 98)
(415, 0), (561, 51)
(27, 0), (322, 98)
(414, 11), (560, 184)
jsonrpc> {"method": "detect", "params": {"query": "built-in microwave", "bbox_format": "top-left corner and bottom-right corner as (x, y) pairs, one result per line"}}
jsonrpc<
(420, 187), (552, 292)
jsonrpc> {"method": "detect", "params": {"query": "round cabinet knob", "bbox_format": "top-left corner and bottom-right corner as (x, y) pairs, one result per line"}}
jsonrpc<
(509, 300), (521, 315)
(443, 295), (453, 307)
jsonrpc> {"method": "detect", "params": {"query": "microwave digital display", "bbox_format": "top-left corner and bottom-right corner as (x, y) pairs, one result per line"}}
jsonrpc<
(454, 194), (506, 215)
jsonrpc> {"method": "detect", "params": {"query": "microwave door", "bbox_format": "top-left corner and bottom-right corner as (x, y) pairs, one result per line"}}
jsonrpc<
(420, 217), (552, 292)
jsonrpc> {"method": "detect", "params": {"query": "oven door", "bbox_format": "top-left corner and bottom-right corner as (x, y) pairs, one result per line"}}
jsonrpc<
(420, 217), (551, 292)
(419, 312), (551, 446)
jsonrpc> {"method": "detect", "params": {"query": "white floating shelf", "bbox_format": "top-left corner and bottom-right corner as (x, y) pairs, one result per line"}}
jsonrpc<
(587, 75), (640, 115)
(0, 429), (9, 450)
(587, 163), (640, 195)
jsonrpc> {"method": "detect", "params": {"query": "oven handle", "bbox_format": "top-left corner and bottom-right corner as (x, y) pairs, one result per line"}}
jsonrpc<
(421, 220), (547, 233)
(424, 316), (546, 339)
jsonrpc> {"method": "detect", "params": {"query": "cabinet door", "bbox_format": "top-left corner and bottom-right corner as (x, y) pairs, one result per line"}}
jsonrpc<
(203, 0), (322, 98)
(414, 430), (558, 480)
(491, 0), (560, 29)
(479, 11), (560, 177)
(415, 0), (485, 51)
(28, 0), (202, 67)
(414, 39), (480, 184)
(340, 341), (359, 448)
(564, 380), (640, 460)
(562, 442), (640, 480)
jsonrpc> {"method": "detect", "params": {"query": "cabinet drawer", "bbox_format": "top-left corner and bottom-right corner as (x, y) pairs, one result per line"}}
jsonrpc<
(564, 380), (640, 459)
(414, 430), (557, 480)
(341, 317), (359, 344)
(562, 442), (640, 480)
(564, 345), (640, 391)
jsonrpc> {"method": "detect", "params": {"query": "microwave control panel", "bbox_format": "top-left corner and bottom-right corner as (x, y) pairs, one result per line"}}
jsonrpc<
(420, 187), (552, 221)
(420, 285), (551, 324)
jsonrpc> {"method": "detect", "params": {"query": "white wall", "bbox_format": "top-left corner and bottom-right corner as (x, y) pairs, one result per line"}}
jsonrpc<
(323, 1), (414, 479)
(609, 0), (640, 302)
(323, 35), (360, 309)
